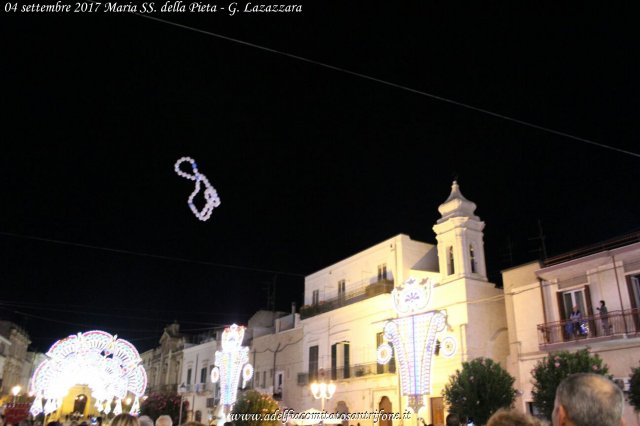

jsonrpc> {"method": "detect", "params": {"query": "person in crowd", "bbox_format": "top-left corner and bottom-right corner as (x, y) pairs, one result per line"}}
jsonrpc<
(597, 300), (611, 335)
(445, 413), (460, 426)
(109, 414), (139, 426)
(487, 408), (543, 426)
(155, 416), (172, 426)
(552, 373), (625, 426)
(137, 417), (153, 426)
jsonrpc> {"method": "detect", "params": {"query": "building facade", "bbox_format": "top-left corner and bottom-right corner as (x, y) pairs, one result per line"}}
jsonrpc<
(141, 323), (188, 394)
(251, 309), (303, 411)
(0, 321), (31, 396)
(180, 338), (219, 424)
(0, 333), (11, 392)
(298, 182), (508, 426)
(502, 233), (640, 426)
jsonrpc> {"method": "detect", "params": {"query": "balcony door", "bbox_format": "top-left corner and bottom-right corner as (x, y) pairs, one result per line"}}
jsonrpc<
(561, 289), (586, 319)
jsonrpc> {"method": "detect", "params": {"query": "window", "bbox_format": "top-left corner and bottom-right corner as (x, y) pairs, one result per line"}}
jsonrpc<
(274, 371), (284, 396)
(628, 274), (640, 309)
(200, 367), (207, 383)
(187, 368), (192, 385)
(469, 245), (476, 273)
(338, 280), (346, 299)
(556, 286), (593, 339)
(312, 289), (320, 305)
(447, 247), (455, 275)
(262, 371), (267, 388)
(378, 264), (388, 281)
(376, 332), (395, 374)
(331, 341), (350, 379)
(309, 345), (319, 381)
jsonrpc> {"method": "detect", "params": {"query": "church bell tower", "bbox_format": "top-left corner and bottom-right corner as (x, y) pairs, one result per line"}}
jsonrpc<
(433, 181), (488, 284)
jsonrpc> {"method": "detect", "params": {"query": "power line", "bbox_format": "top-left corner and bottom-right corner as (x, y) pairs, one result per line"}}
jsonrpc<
(130, 13), (640, 160)
(0, 298), (252, 318)
(0, 301), (225, 327)
(0, 231), (305, 277)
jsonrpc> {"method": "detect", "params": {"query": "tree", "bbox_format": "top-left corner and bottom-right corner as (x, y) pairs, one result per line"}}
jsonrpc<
(140, 392), (188, 425)
(443, 357), (516, 425)
(231, 389), (280, 426)
(531, 349), (609, 420)
(629, 362), (640, 412)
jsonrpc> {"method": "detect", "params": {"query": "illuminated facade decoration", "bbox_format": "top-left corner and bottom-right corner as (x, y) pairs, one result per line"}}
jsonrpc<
(210, 324), (252, 408)
(377, 278), (457, 411)
(29, 330), (147, 416)
(174, 156), (221, 221)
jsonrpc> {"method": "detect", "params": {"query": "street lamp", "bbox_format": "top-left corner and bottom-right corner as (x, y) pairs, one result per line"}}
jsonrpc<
(178, 384), (187, 426)
(12, 385), (21, 404)
(310, 381), (336, 412)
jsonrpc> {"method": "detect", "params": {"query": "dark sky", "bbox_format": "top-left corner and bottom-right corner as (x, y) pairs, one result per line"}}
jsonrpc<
(1, 3), (639, 352)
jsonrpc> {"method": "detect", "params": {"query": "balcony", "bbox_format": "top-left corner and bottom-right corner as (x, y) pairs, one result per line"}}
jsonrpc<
(194, 383), (215, 394)
(537, 309), (640, 349)
(297, 361), (395, 386)
(148, 384), (180, 394)
(300, 279), (394, 319)
(177, 384), (196, 394)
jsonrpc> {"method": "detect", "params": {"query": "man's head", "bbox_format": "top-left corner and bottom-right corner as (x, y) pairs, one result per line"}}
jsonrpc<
(155, 416), (172, 426)
(487, 408), (542, 426)
(552, 373), (624, 426)
(445, 413), (460, 426)
(138, 415), (154, 426)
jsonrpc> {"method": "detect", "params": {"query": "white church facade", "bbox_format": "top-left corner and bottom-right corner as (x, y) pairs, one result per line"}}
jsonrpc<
(296, 181), (509, 426)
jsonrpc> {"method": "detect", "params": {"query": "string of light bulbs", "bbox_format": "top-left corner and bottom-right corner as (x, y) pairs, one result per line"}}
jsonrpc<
(174, 156), (221, 221)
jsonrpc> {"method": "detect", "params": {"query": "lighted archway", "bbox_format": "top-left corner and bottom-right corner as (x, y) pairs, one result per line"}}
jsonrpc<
(29, 330), (147, 416)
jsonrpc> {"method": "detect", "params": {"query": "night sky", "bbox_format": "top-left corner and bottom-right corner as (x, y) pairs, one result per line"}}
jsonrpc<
(1, 3), (638, 352)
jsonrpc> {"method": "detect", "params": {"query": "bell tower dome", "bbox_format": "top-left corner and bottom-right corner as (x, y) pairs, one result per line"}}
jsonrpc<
(432, 181), (487, 283)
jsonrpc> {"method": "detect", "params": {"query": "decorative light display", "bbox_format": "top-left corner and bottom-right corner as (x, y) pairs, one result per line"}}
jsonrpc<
(29, 330), (147, 416)
(210, 324), (253, 408)
(241, 364), (254, 388)
(440, 336), (457, 358)
(174, 156), (221, 221)
(377, 277), (458, 411)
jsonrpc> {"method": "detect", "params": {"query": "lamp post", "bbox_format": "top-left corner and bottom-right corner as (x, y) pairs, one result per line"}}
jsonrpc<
(12, 385), (21, 404)
(178, 384), (187, 426)
(310, 381), (336, 412)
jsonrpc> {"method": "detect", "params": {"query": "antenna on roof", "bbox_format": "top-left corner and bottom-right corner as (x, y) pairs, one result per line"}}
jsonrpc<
(528, 219), (548, 260)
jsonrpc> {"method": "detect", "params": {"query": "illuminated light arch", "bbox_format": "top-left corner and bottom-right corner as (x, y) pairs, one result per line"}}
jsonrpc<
(29, 330), (147, 416)
(377, 277), (458, 412)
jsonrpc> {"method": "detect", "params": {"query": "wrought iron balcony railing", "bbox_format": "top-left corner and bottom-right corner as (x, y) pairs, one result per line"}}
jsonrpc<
(537, 309), (640, 348)
(297, 361), (395, 386)
(300, 279), (394, 319)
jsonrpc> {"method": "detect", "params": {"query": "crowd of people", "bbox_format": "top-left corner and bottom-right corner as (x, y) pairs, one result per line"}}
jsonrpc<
(429, 372), (626, 426)
(1, 373), (627, 426)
